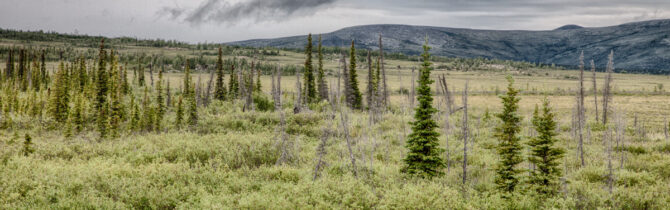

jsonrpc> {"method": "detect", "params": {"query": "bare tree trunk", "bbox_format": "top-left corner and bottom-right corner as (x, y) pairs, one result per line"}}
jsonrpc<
(205, 66), (214, 107)
(410, 67), (415, 109)
(294, 72), (302, 114)
(591, 60), (599, 122)
(340, 108), (357, 178)
(149, 56), (154, 87)
(606, 127), (614, 195)
(578, 51), (586, 167)
(237, 65), (244, 100)
(440, 75), (452, 173)
(379, 34), (388, 108)
(602, 50), (614, 124)
(439, 74), (454, 113)
(313, 112), (333, 180)
(366, 50), (374, 110)
(341, 51), (350, 108)
(462, 81), (468, 186)
(244, 62), (254, 112)
(275, 67), (290, 166)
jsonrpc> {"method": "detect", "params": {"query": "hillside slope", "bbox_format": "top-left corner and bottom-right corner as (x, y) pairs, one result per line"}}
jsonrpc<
(229, 19), (670, 73)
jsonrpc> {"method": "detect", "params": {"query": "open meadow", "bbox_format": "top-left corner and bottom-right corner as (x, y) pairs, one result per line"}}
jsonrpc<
(1, 32), (670, 210)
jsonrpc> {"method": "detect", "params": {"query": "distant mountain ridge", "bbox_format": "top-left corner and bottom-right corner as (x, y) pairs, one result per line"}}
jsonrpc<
(229, 19), (670, 73)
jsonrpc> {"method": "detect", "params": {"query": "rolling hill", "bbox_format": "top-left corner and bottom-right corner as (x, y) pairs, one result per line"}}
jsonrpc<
(229, 19), (670, 73)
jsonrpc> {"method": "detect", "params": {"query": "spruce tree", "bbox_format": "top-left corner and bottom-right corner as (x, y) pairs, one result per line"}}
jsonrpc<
(138, 59), (145, 86)
(48, 61), (70, 123)
(140, 86), (154, 131)
(228, 63), (238, 99)
(129, 94), (140, 131)
(347, 41), (363, 109)
(528, 99), (565, 197)
(401, 39), (443, 178)
(214, 47), (227, 100)
(187, 82), (198, 126)
(109, 53), (123, 137)
(72, 94), (85, 133)
(175, 95), (184, 128)
(95, 39), (109, 138)
(304, 34), (316, 103)
(156, 69), (165, 131)
(184, 61), (197, 126)
(494, 76), (524, 196)
(316, 35), (328, 101)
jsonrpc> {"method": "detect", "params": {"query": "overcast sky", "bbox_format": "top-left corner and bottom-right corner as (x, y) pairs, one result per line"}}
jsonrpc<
(1, 0), (669, 43)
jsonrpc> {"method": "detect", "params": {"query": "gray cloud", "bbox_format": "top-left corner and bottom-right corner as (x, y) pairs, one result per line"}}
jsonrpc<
(163, 0), (337, 26)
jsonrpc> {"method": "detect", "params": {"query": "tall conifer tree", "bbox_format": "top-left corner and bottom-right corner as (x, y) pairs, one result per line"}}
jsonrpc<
(401, 39), (443, 178)
(214, 47), (227, 100)
(528, 99), (565, 196)
(48, 61), (70, 123)
(494, 76), (524, 196)
(304, 34), (316, 103)
(347, 41), (362, 109)
(95, 39), (109, 138)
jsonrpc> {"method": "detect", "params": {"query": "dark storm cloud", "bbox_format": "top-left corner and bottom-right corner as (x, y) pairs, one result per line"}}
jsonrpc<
(163, 0), (337, 26)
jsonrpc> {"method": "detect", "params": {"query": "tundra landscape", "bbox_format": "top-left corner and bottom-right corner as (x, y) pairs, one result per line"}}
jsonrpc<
(1, 0), (670, 209)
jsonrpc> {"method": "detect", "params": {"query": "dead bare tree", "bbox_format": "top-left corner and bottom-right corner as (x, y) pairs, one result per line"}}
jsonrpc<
(462, 81), (469, 186)
(439, 75), (453, 172)
(606, 127), (614, 195)
(313, 113), (333, 180)
(379, 34), (389, 108)
(294, 72), (302, 114)
(149, 56), (154, 87)
(340, 108), (357, 178)
(275, 67), (291, 166)
(341, 51), (351, 108)
(244, 62), (255, 112)
(591, 60), (599, 122)
(410, 66), (416, 108)
(578, 51), (586, 167)
(205, 66), (214, 107)
(237, 64), (244, 100)
(366, 50), (374, 110)
(602, 50), (614, 124)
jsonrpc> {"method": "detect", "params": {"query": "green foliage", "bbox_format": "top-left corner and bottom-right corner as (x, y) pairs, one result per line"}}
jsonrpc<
(175, 96), (184, 128)
(22, 134), (34, 156)
(494, 76), (523, 195)
(95, 39), (109, 138)
(253, 92), (274, 112)
(528, 99), (565, 197)
(47, 61), (70, 123)
(155, 70), (165, 131)
(214, 47), (227, 101)
(304, 34), (316, 103)
(401, 40), (444, 178)
(316, 35), (328, 101)
(347, 41), (362, 110)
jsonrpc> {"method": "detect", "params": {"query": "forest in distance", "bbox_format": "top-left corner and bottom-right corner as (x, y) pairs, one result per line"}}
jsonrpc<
(0, 27), (669, 209)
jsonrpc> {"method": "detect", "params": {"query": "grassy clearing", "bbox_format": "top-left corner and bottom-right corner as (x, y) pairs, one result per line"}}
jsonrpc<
(1, 39), (670, 208)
